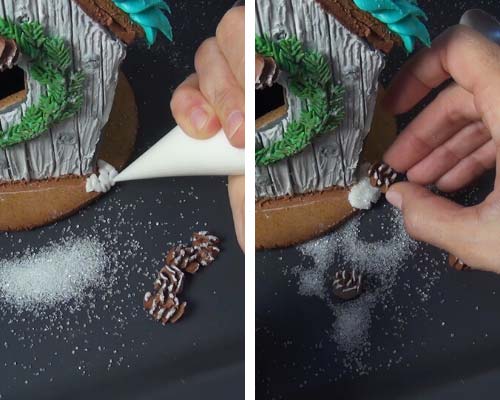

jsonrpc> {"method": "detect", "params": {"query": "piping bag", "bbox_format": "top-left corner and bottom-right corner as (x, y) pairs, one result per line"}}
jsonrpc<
(114, 126), (245, 182)
(115, 1), (248, 182)
(460, 9), (500, 45)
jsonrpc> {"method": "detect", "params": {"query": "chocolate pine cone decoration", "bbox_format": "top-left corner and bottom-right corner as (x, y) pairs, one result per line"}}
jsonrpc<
(449, 254), (471, 271)
(368, 162), (399, 193)
(0, 37), (20, 71)
(166, 245), (200, 274)
(165, 231), (221, 275)
(144, 232), (221, 326)
(333, 269), (363, 300)
(256, 56), (280, 90)
(192, 231), (221, 268)
(144, 264), (187, 325)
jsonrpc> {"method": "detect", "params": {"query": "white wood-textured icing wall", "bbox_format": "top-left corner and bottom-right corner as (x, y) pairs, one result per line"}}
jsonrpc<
(0, 0), (126, 182)
(255, 0), (385, 199)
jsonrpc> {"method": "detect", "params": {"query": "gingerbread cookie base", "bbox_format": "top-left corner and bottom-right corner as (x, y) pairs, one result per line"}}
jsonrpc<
(256, 89), (397, 249)
(0, 72), (138, 232)
(256, 187), (357, 249)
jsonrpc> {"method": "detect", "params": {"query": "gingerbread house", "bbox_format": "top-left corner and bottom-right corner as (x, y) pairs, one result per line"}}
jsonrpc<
(0, 0), (171, 183)
(255, 0), (430, 248)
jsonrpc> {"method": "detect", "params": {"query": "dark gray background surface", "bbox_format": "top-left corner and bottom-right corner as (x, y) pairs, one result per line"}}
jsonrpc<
(0, 1), (244, 399)
(256, 1), (500, 399)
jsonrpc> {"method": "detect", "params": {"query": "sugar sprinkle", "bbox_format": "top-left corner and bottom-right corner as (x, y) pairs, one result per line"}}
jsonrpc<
(0, 179), (220, 395)
(295, 204), (442, 374)
(0, 238), (108, 312)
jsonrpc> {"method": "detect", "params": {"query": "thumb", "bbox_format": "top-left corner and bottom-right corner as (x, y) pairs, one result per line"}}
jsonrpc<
(385, 182), (475, 256)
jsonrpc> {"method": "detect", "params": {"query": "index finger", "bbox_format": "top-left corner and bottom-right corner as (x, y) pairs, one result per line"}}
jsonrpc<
(385, 25), (500, 141)
(216, 6), (245, 88)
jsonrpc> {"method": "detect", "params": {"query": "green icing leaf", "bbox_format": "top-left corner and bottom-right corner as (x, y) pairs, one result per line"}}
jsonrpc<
(255, 36), (345, 167)
(0, 18), (85, 149)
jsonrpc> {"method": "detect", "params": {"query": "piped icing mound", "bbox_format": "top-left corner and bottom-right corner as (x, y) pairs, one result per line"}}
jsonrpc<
(348, 163), (382, 210)
(86, 160), (118, 193)
(352, 0), (430, 52)
(349, 178), (381, 210)
(112, 0), (173, 45)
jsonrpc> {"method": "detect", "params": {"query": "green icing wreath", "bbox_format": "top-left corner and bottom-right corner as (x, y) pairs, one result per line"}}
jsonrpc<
(255, 36), (345, 167)
(0, 18), (85, 149)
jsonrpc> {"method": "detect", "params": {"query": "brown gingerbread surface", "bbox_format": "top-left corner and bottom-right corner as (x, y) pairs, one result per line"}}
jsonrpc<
(72, 0), (145, 44)
(256, 187), (356, 250)
(0, 72), (138, 232)
(256, 89), (397, 249)
(314, 0), (402, 53)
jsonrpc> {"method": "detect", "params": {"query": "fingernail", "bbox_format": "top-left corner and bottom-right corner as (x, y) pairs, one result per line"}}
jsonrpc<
(386, 190), (403, 210)
(227, 111), (244, 139)
(190, 107), (209, 131)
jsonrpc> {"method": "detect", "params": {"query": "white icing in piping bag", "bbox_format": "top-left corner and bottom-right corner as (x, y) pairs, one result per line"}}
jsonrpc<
(114, 125), (245, 182)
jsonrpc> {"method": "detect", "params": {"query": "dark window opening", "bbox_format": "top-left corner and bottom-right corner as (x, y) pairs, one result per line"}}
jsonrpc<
(0, 66), (27, 110)
(256, 83), (288, 129)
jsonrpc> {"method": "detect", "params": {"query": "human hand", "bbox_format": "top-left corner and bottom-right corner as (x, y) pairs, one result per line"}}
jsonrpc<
(170, 6), (245, 147)
(170, 6), (245, 252)
(383, 25), (500, 273)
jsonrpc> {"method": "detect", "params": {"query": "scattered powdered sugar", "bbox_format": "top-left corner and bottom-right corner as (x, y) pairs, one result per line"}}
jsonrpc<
(0, 180), (217, 395)
(295, 234), (338, 300)
(331, 300), (372, 352)
(297, 205), (417, 299)
(295, 203), (441, 373)
(0, 238), (108, 312)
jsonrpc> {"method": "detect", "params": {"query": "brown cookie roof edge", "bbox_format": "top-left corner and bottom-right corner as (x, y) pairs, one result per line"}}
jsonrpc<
(314, 0), (402, 53)
(71, 0), (145, 45)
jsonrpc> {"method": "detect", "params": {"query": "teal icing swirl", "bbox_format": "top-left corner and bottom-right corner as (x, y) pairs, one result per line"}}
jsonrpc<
(353, 0), (430, 52)
(112, 0), (173, 45)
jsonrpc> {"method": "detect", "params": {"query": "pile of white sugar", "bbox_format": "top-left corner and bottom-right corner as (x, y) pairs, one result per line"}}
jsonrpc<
(0, 237), (108, 313)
